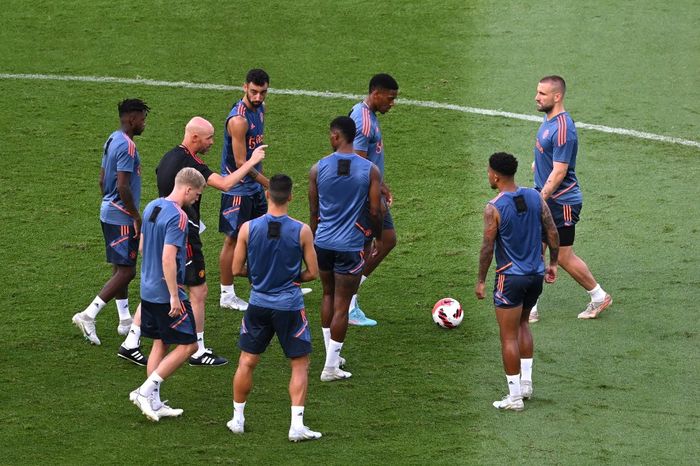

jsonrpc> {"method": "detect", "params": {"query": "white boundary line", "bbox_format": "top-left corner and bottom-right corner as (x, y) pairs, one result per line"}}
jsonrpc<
(2, 72), (698, 149)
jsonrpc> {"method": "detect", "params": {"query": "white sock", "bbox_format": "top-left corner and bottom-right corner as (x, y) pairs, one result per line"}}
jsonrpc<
(192, 332), (206, 357)
(521, 358), (533, 382)
(84, 296), (107, 319)
(139, 371), (163, 397)
(115, 299), (131, 321)
(587, 284), (607, 302)
(324, 339), (344, 370)
(122, 324), (141, 349)
(506, 374), (521, 399)
(152, 384), (162, 406)
(359, 275), (368, 286)
(531, 300), (539, 313)
(221, 284), (234, 295)
(349, 276), (368, 310)
(233, 401), (246, 423)
(322, 328), (331, 352)
(291, 406), (304, 430)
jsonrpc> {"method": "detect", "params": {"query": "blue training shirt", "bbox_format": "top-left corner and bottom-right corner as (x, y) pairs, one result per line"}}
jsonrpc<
(220, 99), (265, 196)
(247, 214), (305, 311)
(314, 152), (373, 252)
(100, 131), (142, 225)
(533, 111), (583, 205)
(349, 101), (385, 178)
(490, 187), (545, 276)
(140, 198), (189, 303)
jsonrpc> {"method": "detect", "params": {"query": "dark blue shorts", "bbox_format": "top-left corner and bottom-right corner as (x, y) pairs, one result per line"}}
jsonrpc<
(219, 191), (267, 237)
(141, 299), (197, 345)
(358, 198), (395, 240)
(493, 274), (543, 309)
(315, 246), (365, 275)
(239, 304), (312, 358)
(547, 200), (581, 229)
(101, 222), (138, 266)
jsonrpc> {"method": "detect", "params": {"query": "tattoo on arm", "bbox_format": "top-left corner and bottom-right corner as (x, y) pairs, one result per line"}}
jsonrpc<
(541, 200), (559, 263)
(477, 205), (498, 283)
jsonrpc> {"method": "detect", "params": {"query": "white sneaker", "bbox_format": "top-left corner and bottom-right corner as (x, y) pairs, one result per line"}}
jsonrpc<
(320, 367), (352, 382)
(226, 418), (245, 434)
(72, 312), (101, 345)
(492, 395), (524, 411)
(578, 294), (613, 319)
(220, 293), (249, 311)
(301, 288), (313, 295)
(118, 317), (133, 336)
(338, 356), (347, 368)
(521, 381), (533, 400)
(130, 389), (160, 421)
(528, 308), (539, 323)
(153, 400), (183, 418)
(288, 425), (322, 442)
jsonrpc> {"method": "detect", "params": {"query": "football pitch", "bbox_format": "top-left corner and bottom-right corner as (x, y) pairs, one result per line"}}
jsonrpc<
(1, 1), (698, 464)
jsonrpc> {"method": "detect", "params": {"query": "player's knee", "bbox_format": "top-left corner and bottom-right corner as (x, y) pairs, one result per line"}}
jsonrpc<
(117, 266), (137, 283)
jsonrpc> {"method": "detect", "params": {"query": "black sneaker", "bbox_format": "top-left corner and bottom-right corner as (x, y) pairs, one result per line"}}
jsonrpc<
(189, 348), (228, 366)
(118, 345), (149, 366)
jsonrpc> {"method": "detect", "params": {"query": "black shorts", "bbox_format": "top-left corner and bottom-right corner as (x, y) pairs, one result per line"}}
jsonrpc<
(185, 230), (206, 286)
(219, 190), (268, 237)
(141, 299), (197, 345)
(315, 246), (365, 275)
(239, 304), (312, 358)
(101, 222), (139, 266)
(493, 274), (543, 309)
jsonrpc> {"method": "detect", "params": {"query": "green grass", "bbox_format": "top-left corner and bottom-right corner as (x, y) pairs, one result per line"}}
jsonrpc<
(0, 1), (698, 464)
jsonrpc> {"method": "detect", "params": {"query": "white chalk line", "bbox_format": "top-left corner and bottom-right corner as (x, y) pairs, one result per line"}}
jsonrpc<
(1, 72), (698, 149)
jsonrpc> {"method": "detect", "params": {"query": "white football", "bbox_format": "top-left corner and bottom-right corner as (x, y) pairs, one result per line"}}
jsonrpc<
(432, 298), (463, 329)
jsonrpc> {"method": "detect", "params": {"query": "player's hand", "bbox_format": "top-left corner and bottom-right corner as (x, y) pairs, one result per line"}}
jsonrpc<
(381, 185), (393, 207)
(531, 160), (535, 172)
(544, 264), (557, 283)
(133, 216), (142, 239)
(250, 144), (267, 165)
(372, 238), (383, 256)
(474, 282), (486, 300)
(168, 295), (183, 317)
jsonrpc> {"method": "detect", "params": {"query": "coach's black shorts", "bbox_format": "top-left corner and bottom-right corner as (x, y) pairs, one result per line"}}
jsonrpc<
(185, 229), (206, 286)
(239, 304), (312, 358)
(219, 190), (267, 237)
(141, 299), (197, 345)
(101, 222), (139, 266)
(315, 246), (365, 275)
(493, 273), (543, 310)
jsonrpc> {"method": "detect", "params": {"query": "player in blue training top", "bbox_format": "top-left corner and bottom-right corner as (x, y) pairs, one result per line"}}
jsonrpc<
(531, 75), (612, 321)
(347, 73), (399, 326)
(218, 69), (278, 312)
(129, 167), (206, 422)
(309, 117), (383, 382)
(73, 98), (149, 349)
(228, 174), (321, 442)
(476, 152), (559, 411)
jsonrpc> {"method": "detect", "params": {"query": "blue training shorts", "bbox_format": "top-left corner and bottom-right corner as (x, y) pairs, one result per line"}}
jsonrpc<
(140, 299), (197, 345)
(219, 190), (267, 237)
(101, 222), (138, 266)
(493, 273), (543, 309)
(314, 245), (365, 275)
(239, 304), (312, 358)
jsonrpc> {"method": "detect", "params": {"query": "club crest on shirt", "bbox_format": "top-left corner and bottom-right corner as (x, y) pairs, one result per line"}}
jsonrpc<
(543, 129), (550, 138)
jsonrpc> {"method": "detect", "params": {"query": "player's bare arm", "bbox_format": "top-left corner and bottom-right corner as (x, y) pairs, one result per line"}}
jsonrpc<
(99, 168), (105, 194)
(298, 224), (319, 282)
(116, 170), (142, 237)
(228, 116), (270, 189)
(162, 244), (183, 317)
(540, 197), (560, 283)
(308, 163), (320, 235)
(231, 221), (250, 277)
(208, 145), (268, 192)
(475, 204), (499, 299)
(540, 161), (568, 200)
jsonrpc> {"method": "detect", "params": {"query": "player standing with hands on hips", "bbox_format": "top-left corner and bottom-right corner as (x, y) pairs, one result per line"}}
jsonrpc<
(476, 152), (559, 411)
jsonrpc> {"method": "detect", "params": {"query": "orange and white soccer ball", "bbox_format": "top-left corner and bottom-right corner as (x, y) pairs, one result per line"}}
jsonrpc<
(432, 298), (463, 329)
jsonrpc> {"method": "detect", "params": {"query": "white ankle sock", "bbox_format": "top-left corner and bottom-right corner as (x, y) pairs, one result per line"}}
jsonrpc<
(587, 284), (607, 302)
(221, 284), (234, 295)
(233, 401), (246, 422)
(506, 374), (521, 399)
(192, 332), (205, 357)
(115, 299), (131, 320)
(322, 328), (331, 352)
(521, 358), (533, 382)
(291, 406), (304, 430)
(139, 371), (163, 397)
(84, 296), (106, 319)
(122, 324), (141, 349)
(325, 339), (344, 370)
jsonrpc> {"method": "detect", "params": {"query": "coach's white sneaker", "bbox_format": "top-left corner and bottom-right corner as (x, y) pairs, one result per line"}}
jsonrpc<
(492, 395), (524, 411)
(227, 418), (245, 434)
(118, 317), (133, 336)
(301, 287), (313, 295)
(320, 367), (352, 382)
(220, 293), (249, 311)
(520, 381), (533, 400)
(288, 425), (322, 442)
(153, 400), (183, 418)
(72, 312), (101, 345)
(130, 389), (160, 421)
